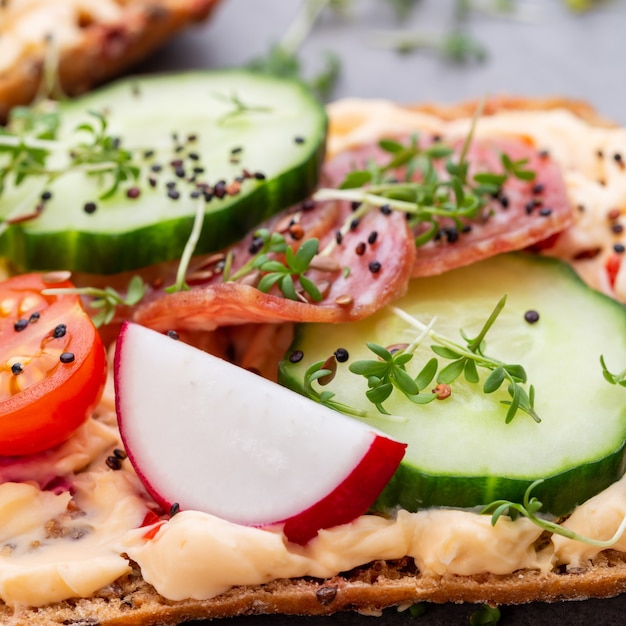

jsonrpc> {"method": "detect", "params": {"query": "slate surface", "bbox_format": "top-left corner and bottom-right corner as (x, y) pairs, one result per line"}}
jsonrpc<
(140, 2), (626, 624)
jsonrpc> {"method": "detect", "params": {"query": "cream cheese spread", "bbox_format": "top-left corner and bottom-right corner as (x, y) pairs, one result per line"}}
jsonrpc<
(2, 101), (626, 611)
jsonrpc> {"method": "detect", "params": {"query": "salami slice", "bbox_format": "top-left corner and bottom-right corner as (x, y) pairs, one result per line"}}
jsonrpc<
(323, 136), (573, 277)
(132, 200), (416, 331)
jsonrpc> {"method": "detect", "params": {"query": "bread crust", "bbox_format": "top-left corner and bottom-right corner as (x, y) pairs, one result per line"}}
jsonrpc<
(0, 0), (221, 121)
(2, 95), (625, 624)
(4, 553), (626, 625)
(408, 95), (616, 127)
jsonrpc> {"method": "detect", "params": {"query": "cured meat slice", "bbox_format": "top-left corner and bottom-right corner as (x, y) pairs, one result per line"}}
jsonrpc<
(323, 136), (573, 277)
(132, 134), (571, 332)
(132, 200), (416, 331)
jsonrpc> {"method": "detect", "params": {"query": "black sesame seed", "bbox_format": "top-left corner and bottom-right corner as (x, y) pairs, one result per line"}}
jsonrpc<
(14, 319), (28, 332)
(53, 324), (67, 338)
(148, 177), (157, 188)
(539, 207), (553, 217)
(41, 190), (52, 201)
(499, 195), (510, 209)
(351, 201), (361, 212)
(614, 243), (625, 254)
(214, 181), (226, 199)
(151, 164), (163, 173)
(28, 312), (40, 323)
(289, 350), (304, 364)
(445, 227), (459, 244)
(59, 352), (75, 364)
(335, 231), (343, 245)
(193, 166), (205, 174)
(169, 502), (180, 517)
(83, 201), (97, 214)
(11, 362), (23, 375)
(143, 149), (155, 159)
(525, 201), (535, 215)
(166, 181), (177, 189)
(349, 218), (360, 231)
(174, 167), (186, 179)
(166, 330), (180, 340)
(524, 310), (540, 324)
(190, 190), (201, 199)
(167, 188), (180, 200)
(106, 455), (122, 471)
(615, 153), (623, 162)
(203, 191), (214, 202)
(113, 448), (128, 460)
(188, 152), (200, 161)
(369, 260), (382, 274)
(612, 223), (624, 234)
(355, 242), (366, 255)
(462, 224), (473, 234)
(532, 183), (545, 194)
(334, 348), (349, 362)
(254, 172), (266, 180)
(294, 136), (305, 144)
(368, 231), (378, 245)
(187, 134), (197, 143)
(380, 204), (392, 215)
(231, 146), (243, 154)
(248, 235), (264, 255)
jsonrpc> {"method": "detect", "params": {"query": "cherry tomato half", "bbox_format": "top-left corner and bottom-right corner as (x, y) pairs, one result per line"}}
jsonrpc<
(0, 273), (107, 455)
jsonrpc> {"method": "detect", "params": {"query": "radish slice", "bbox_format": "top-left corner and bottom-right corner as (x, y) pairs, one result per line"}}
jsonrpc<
(114, 322), (406, 544)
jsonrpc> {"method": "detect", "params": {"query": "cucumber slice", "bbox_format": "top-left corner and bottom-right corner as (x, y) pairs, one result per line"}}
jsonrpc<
(279, 254), (626, 515)
(0, 70), (326, 274)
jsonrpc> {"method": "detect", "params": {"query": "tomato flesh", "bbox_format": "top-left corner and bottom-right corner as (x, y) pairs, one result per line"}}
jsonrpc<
(0, 273), (106, 455)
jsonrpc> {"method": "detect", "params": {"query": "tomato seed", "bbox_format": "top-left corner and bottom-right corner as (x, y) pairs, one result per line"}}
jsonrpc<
(14, 319), (28, 332)
(106, 455), (122, 470)
(53, 324), (67, 338)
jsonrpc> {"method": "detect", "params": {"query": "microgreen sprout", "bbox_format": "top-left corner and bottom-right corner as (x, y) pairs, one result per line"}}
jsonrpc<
(303, 360), (369, 418)
(0, 106), (146, 207)
(42, 275), (147, 327)
(256, 238), (322, 301)
(213, 92), (272, 125)
(483, 479), (626, 547)
(300, 295), (539, 423)
(390, 297), (540, 423)
(600, 355), (626, 387)
(71, 110), (140, 200)
(348, 344), (438, 414)
(225, 229), (323, 302)
(313, 134), (536, 252)
(166, 198), (207, 293)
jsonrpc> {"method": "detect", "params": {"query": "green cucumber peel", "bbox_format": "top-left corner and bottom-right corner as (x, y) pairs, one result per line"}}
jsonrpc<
(0, 71), (327, 274)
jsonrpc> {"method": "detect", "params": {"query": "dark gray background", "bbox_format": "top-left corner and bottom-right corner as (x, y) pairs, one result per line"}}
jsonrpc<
(140, 1), (626, 624)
